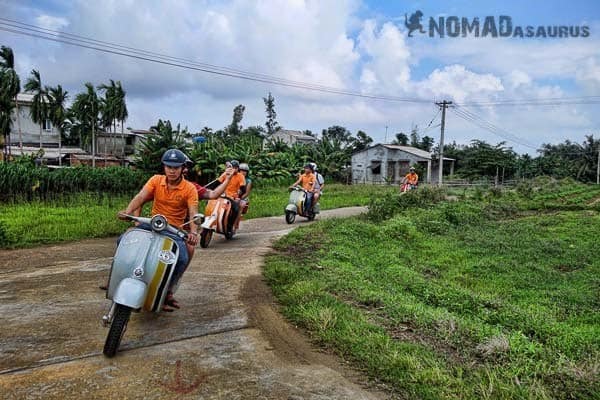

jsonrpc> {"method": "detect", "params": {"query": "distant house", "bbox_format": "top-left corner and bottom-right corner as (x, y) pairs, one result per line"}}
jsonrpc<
(10, 93), (59, 148)
(270, 129), (317, 146)
(351, 144), (455, 184)
(95, 129), (151, 161)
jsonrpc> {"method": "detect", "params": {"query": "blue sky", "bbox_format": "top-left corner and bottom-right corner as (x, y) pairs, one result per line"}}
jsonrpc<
(1, 0), (599, 154)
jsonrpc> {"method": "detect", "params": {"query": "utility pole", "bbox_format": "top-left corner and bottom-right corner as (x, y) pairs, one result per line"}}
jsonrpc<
(92, 100), (96, 168)
(385, 125), (388, 144)
(435, 100), (452, 185)
(596, 142), (599, 185)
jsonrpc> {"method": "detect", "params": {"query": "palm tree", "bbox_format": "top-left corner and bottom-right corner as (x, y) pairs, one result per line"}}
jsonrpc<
(47, 85), (69, 166)
(71, 83), (99, 167)
(98, 80), (117, 156)
(24, 69), (47, 149)
(0, 46), (21, 156)
(115, 81), (128, 156)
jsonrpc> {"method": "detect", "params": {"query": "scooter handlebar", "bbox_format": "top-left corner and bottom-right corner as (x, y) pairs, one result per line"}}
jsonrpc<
(118, 213), (188, 239)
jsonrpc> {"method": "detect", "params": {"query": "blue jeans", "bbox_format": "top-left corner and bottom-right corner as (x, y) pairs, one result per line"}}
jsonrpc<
(304, 192), (313, 214)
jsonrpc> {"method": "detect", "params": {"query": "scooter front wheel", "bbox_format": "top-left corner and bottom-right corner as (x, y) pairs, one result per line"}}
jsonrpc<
(285, 211), (296, 224)
(103, 304), (131, 358)
(200, 228), (213, 248)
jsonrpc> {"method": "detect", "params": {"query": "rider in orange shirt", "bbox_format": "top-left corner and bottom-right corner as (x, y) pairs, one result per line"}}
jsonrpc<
(290, 164), (316, 211)
(402, 166), (419, 192)
(217, 160), (246, 234)
(118, 149), (200, 311)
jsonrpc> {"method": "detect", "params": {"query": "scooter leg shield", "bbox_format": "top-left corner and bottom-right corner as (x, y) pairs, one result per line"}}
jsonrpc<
(113, 278), (148, 310)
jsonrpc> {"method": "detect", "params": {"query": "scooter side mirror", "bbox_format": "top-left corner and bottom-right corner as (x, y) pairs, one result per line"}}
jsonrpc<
(192, 213), (205, 225)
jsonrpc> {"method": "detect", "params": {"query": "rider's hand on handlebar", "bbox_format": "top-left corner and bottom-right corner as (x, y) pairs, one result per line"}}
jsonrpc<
(117, 210), (130, 221)
(186, 231), (199, 246)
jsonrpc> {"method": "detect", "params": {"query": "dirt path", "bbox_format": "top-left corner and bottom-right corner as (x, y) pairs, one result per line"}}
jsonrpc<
(0, 207), (388, 399)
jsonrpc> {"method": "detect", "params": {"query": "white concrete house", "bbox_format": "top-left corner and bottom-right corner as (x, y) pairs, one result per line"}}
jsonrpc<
(270, 129), (317, 146)
(351, 144), (455, 184)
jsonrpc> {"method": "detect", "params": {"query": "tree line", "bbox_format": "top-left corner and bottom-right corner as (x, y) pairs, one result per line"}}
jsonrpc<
(2, 44), (597, 184)
(0, 45), (128, 161)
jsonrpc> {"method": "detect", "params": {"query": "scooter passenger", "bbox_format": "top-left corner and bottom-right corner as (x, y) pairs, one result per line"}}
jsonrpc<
(239, 163), (252, 214)
(217, 160), (246, 235)
(309, 162), (324, 205)
(290, 164), (316, 212)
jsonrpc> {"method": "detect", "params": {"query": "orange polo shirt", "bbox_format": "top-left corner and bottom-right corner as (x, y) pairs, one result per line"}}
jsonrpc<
(144, 175), (199, 227)
(300, 172), (315, 191)
(405, 172), (419, 185)
(219, 172), (246, 199)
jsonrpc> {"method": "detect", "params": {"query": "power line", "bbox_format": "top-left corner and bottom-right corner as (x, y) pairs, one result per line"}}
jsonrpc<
(2, 17), (600, 108)
(0, 18), (434, 104)
(451, 105), (538, 149)
(455, 96), (600, 107)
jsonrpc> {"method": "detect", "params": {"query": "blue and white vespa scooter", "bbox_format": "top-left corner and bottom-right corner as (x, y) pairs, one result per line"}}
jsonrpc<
(101, 213), (202, 357)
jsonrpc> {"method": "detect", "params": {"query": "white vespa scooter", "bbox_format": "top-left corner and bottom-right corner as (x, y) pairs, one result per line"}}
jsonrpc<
(101, 213), (202, 357)
(284, 186), (320, 224)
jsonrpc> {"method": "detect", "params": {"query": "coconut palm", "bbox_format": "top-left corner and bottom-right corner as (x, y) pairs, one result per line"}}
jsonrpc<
(0, 46), (21, 156)
(24, 69), (47, 149)
(114, 81), (128, 156)
(71, 83), (100, 166)
(46, 85), (69, 166)
(98, 80), (117, 156)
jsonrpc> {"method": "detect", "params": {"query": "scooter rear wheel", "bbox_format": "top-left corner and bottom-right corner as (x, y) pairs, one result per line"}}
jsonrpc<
(103, 304), (131, 358)
(200, 228), (213, 248)
(285, 211), (296, 224)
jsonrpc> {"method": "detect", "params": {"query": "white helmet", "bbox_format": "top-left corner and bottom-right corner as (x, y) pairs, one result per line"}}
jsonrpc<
(239, 163), (250, 172)
(309, 162), (318, 171)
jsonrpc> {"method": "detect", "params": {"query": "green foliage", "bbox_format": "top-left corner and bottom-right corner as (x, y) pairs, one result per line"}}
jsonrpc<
(366, 185), (447, 222)
(0, 163), (149, 201)
(266, 186), (600, 399)
(134, 119), (188, 173)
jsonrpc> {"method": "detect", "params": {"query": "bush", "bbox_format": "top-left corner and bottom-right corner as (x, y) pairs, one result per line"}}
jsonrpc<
(366, 186), (446, 222)
(0, 164), (150, 201)
(0, 220), (14, 246)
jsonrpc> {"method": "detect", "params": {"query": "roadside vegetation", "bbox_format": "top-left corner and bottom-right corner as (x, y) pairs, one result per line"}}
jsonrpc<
(0, 183), (395, 248)
(265, 179), (600, 399)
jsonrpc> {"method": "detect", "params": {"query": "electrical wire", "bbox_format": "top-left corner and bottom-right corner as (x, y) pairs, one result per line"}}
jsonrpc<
(0, 18), (434, 104)
(451, 105), (538, 149)
(2, 17), (599, 107)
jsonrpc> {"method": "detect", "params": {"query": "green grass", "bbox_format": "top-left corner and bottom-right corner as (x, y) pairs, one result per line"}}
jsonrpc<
(243, 183), (397, 219)
(0, 183), (397, 248)
(264, 185), (600, 399)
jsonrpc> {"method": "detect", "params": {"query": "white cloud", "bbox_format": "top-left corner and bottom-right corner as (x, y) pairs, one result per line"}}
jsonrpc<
(35, 15), (69, 30)
(418, 64), (504, 103)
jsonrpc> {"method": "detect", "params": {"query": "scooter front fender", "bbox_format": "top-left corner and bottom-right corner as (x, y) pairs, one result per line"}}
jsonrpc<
(285, 204), (298, 213)
(201, 215), (217, 230)
(113, 278), (147, 310)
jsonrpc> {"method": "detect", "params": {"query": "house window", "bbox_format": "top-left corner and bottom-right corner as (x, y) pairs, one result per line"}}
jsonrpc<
(371, 161), (381, 175)
(43, 119), (52, 132)
(126, 137), (133, 145)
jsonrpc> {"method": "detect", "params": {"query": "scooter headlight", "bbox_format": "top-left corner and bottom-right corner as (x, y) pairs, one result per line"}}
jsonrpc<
(151, 214), (168, 232)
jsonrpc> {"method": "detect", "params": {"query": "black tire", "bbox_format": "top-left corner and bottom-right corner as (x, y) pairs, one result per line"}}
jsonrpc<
(285, 211), (296, 224)
(103, 304), (131, 358)
(200, 228), (213, 248)
(308, 213), (315, 221)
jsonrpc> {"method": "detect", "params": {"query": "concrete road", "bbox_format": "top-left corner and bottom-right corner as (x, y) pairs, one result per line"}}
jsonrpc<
(0, 207), (387, 399)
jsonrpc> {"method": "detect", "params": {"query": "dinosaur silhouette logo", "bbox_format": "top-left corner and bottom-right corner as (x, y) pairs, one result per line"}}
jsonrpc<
(405, 10), (426, 37)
